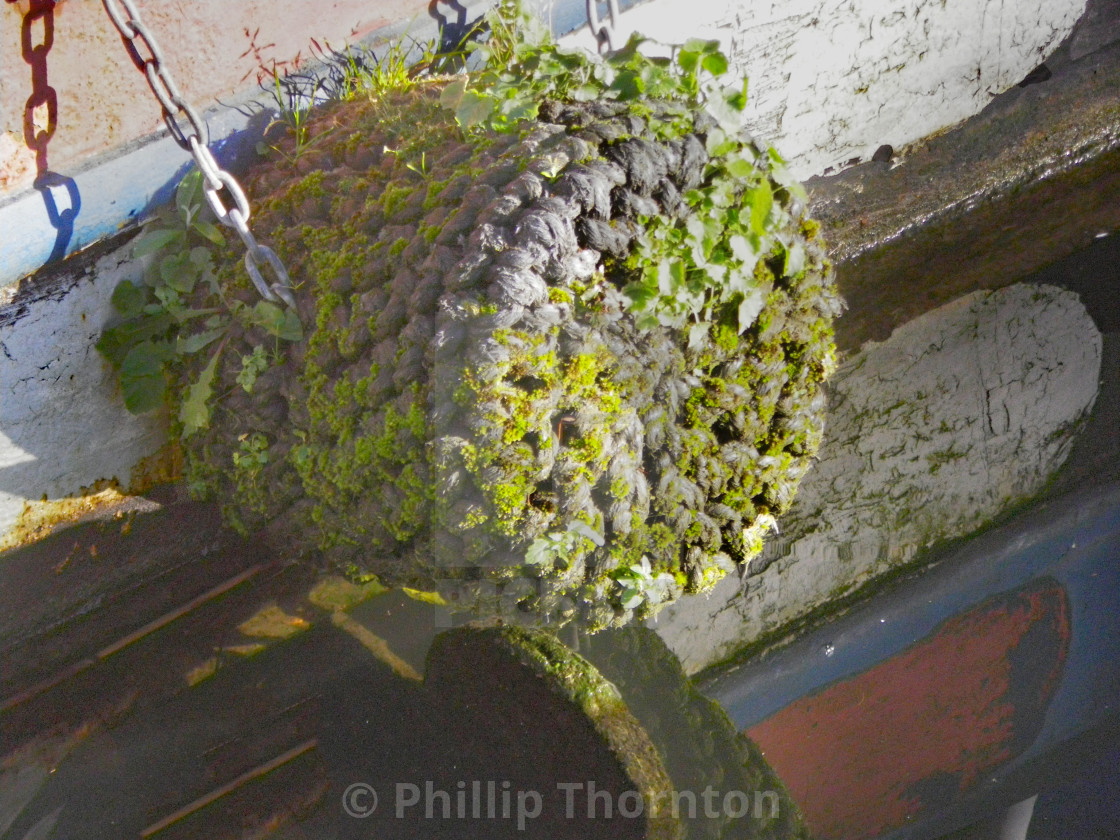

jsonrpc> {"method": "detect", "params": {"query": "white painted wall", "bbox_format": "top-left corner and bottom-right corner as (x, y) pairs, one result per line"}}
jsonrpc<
(0, 250), (166, 546)
(654, 284), (1102, 673)
(563, 0), (1086, 177)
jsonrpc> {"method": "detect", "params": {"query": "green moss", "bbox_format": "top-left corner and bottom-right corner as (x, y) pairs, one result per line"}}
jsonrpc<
(548, 287), (574, 305)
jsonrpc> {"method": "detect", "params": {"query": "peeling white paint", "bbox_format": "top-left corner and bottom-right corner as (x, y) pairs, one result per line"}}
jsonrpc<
(0, 249), (166, 542)
(563, 0), (1086, 177)
(655, 284), (1102, 673)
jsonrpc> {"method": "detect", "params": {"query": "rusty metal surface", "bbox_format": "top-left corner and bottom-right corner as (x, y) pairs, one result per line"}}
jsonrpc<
(702, 482), (1120, 840)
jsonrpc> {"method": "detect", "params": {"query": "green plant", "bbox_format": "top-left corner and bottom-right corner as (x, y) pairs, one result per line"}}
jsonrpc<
(610, 556), (678, 610)
(97, 170), (302, 437)
(440, 2), (802, 340)
(439, 3), (744, 136)
(525, 520), (605, 569)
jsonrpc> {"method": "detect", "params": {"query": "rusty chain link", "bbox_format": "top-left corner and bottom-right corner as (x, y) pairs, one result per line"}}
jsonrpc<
(102, 0), (296, 309)
(585, 0), (621, 53)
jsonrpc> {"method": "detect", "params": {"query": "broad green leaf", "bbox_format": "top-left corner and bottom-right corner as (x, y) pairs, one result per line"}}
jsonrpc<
(749, 182), (774, 235)
(767, 148), (809, 202)
(133, 227), (183, 258)
(620, 587), (643, 609)
(737, 285), (769, 334)
(455, 89), (494, 129)
(179, 347), (221, 436)
(571, 83), (601, 102)
(623, 279), (658, 311)
(725, 154), (756, 178)
(439, 75), (467, 109)
(705, 128), (734, 157)
(176, 169), (204, 222)
(701, 51), (729, 77)
(610, 68), (643, 100)
(729, 234), (755, 263)
(189, 246), (215, 270)
(120, 342), (170, 413)
(159, 251), (198, 294)
(95, 312), (174, 368)
(502, 97), (539, 123)
(725, 77), (749, 112)
(236, 345), (269, 392)
(110, 280), (147, 318)
(688, 321), (709, 351)
(677, 48), (701, 76)
(525, 536), (555, 566)
(248, 301), (303, 341)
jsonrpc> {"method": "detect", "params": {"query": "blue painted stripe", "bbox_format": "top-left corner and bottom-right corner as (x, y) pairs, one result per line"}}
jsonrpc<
(0, 0), (650, 290)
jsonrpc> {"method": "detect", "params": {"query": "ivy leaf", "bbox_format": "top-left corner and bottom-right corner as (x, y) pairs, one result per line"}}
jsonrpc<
(120, 341), (172, 414)
(688, 321), (710, 350)
(179, 347), (221, 437)
(525, 535), (558, 567)
(748, 182), (774, 236)
(620, 587), (643, 609)
(701, 50), (729, 77)
(737, 284), (769, 334)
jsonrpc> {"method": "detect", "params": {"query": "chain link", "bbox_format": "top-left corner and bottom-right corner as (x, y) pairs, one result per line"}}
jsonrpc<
(585, 0), (621, 53)
(102, 0), (296, 310)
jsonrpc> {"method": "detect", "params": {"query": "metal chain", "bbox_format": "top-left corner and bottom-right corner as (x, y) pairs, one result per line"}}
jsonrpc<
(102, 0), (296, 309)
(585, 0), (621, 53)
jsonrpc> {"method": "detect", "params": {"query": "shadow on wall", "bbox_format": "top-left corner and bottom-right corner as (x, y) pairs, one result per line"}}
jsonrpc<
(11, 0), (81, 263)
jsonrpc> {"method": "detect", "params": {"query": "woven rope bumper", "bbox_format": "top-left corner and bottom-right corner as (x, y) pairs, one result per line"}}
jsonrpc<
(183, 85), (841, 629)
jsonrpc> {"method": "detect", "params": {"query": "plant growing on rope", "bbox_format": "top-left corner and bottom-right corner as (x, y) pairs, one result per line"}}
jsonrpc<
(440, 1), (806, 340)
(141, 0), (840, 631)
(97, 170), (302, 437)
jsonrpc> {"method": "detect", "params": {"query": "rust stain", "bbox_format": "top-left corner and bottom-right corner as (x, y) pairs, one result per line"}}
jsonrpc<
(747, 579), (1070, 840)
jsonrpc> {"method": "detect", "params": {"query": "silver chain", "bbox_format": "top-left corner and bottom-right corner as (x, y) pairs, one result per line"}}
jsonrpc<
(585, 0), (621, 53)
(102, 0), (296, 309)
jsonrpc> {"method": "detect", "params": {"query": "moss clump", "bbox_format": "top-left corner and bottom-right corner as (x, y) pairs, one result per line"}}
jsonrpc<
(175, 20), (840, 630)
